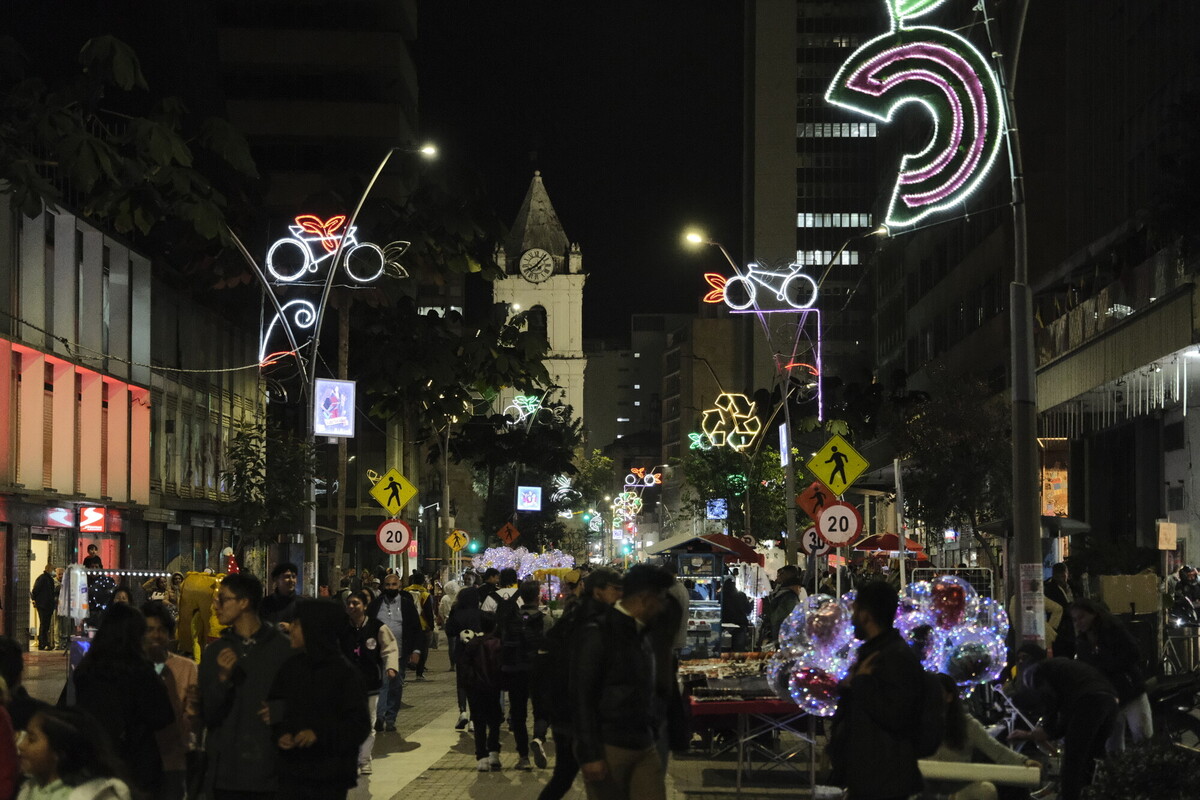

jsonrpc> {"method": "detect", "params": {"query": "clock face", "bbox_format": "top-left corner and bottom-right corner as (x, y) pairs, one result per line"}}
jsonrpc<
(518, 248), (554, 282)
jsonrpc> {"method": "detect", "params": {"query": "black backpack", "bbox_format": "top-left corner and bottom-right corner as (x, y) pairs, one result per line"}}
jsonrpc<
(912, 670), (948, 758)
(497, 598), (543, 673)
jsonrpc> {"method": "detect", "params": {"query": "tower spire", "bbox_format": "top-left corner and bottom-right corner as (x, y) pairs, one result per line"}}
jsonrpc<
(507, 171), (570, 257)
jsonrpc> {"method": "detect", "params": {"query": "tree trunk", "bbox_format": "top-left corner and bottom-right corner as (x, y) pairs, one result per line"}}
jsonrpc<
(332, 302), (350, 580)
(969, 512), (1001, 577)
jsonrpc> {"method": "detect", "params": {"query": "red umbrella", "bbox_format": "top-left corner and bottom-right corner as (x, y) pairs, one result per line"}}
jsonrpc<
(852, 532), (924, 552)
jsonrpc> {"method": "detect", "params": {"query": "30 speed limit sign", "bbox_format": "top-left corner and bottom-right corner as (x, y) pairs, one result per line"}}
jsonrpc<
(816, 501), (862, 547)
(798, 526), (832, 557)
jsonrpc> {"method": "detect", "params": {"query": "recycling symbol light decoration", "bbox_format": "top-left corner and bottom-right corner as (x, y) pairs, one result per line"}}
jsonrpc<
(701, 393), (762, 451)
(826, 0), (1005, 229)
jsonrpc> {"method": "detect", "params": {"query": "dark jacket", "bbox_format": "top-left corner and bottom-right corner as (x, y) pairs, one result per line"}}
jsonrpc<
(31, 572), (57, 609)
(366, 591), (422, 660)
(534, 597), (607, 730)
(720, 587), (752, 628)
(1024, 657), (1118, 739)
(1043, 579), (1076, 657)
(198, 622), (294, 794)
(259, 592), (298, 625)
(268, 651), (369, 791)
(72, 658), (174, 794)
(571, 604), (659, 763)
(1074, 623), (1145, 703)
(828, 628), (925, 800)
(340, 616), (387, 692)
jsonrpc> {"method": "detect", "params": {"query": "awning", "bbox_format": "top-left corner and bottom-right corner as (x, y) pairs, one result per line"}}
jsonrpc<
(853, 532), (924, 552)
(701, 533), (764, 566)
(644, 531), (764, 566)
(976, 516), (1092, 538)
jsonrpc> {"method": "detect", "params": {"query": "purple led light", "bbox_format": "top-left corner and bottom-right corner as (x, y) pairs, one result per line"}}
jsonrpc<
(846, 42), (988, 209)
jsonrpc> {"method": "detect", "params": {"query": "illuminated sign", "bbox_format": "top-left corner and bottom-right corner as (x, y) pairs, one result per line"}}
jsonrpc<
(702, 263), (818, 313)
(516, 486), (543, 511)
(79, 507), (106, 533)
(701, 393), (762, 451)
(313, 379), (356, 438)
(706, 499), (729, 520)
(826, 0), (1004, 228)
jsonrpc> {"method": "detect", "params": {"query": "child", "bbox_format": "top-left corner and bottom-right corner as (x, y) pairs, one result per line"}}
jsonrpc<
(16, 707), (130, 800)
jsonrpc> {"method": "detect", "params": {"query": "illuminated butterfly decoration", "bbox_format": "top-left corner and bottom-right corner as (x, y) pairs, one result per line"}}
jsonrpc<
(293, 214), (348, 254)
(688, 432), (714, 451)
(826, 0), (1005, 228)
(702, 273), (727, 304)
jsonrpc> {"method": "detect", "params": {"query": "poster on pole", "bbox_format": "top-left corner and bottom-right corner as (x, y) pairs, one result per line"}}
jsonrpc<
(314, 379), (356, 438)
(1018, 563), (1046, 643)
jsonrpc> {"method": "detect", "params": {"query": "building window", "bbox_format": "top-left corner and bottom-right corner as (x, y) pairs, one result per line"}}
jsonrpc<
(617, 417), (630, 423)
(634, 401), (641, 407)
(797, 213), (873, 228)
(633, 353), (641, 358)
(633, 384), (641, 389)
(797, 250), (860, 266)
(796, 122), (877, 138)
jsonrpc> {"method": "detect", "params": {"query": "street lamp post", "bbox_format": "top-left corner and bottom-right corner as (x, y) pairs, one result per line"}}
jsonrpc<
(232, 143), (436, 596)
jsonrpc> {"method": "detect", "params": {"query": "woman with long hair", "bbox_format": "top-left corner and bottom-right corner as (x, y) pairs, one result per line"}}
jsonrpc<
(16, 707), (130, 800)
(1069, 597), (1152, 751)
(267, 599), (369, 800)
(70, 604), (173, 799)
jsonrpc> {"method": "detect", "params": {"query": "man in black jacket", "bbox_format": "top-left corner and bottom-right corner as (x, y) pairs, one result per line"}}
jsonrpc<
(828, 579), (924, 800)
(30, 563), (58, 650)
(1043, 562), (1076, 657)
(572, 564), (674, 800)
(366, 572), (421, 732)
(259, 562), (301, 628)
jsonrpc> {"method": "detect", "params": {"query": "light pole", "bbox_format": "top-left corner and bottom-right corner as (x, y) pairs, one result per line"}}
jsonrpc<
(233, 142), (437, 596)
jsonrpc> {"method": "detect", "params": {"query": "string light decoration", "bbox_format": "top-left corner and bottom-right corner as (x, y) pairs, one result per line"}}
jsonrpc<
(701, 264), (819, 313)
(471, 546), (574, 579)
(688, 432), (714, 451)
(611, 491), (643, 521)
(825, 0), (1004, 229)
(624, 467), (664, 488)
(701, 393), (762, 451)
(769, 574), (1009, 716)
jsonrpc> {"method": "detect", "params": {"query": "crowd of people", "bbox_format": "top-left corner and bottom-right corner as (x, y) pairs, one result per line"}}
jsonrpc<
(4, 553), (1189, 800)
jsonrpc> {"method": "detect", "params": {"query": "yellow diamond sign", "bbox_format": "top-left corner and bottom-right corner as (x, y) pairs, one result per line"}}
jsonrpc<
(445, 530), (468, 552)
(805, 434), (869, 496)
(369, 468), (417, 517)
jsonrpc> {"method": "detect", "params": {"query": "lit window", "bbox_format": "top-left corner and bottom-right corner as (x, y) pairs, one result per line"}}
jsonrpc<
(633, 384), (641, 389)
(634, 401), (641, 407)
(617, 417), (630, 423)
(633, 353), (641, 358)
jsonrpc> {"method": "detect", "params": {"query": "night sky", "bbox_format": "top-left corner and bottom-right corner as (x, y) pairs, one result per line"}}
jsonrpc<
(416, 2), (745, 339)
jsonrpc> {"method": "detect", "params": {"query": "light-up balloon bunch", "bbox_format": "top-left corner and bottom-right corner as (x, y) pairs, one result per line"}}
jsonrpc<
(769, 575), (1009, 716)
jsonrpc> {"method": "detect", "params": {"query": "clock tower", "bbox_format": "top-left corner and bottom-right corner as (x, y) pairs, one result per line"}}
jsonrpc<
(493, 171), (586, 419)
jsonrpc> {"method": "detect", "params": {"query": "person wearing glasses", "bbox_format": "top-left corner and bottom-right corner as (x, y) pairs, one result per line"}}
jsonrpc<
(194, 573), (294, 800)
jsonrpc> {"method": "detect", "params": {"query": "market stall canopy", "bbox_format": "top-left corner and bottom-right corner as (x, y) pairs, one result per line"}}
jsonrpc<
(645, 532), (765, 566)
(976, 516), (1092, 538)
(852, 532), (924, 552)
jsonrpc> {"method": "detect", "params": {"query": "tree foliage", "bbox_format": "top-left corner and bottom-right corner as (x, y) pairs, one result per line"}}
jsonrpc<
(677, 445), (791, 542)
(223, 419), (320, 544)
(892, 372), (1011, 562)
(0, 35), (257, 261)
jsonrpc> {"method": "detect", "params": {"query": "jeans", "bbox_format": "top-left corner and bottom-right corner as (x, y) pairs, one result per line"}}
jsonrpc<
(507, 675), (548, 758)
(360, 694), (379, 764)
(537, 727), (579, 800)
(35, 606), (54, 649)
(415, 630), (430, 676)
(469, 688), (503, 759)
(376, 668), (404, 724)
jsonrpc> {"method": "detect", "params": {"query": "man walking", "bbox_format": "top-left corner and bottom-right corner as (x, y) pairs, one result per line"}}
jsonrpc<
(196, 572), (294, 800)
(573, 564), (675, 800)
(366, 571), (421, 731)
(827, 580), (924, 800)
(143, 601), (197, 800)
(31, 563), (57, 651)
(260, 562), (300, 627)
(404, 571), (436, 680)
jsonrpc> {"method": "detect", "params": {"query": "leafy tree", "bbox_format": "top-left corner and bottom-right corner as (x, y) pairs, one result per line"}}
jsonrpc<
(223, 419), (320, 546)
(892, 372), (1011, 572)
(677, 445), (790, 542)
(0, 35), (257, 262)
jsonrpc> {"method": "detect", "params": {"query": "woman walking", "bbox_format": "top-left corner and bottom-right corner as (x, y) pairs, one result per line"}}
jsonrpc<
(340, 591), (399, 775)
(267, 599), (369, 800)
(445, 587), (485, 731)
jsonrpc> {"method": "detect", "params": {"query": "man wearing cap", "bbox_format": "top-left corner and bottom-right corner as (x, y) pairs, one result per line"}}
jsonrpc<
(572, 564), (674, 800)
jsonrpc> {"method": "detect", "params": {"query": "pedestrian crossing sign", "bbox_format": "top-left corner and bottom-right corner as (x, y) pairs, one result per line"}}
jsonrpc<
(369, 468), (417, 517)
(445, 530), (469, 552)
(805, 434), (869, 496)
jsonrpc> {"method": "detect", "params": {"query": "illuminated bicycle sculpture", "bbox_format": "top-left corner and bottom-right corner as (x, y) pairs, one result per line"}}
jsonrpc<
(266, 214), (409, 285)
(704, 263), (819, 312)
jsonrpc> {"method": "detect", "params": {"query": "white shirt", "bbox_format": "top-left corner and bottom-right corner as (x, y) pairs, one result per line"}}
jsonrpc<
(480, 585), (522, 614)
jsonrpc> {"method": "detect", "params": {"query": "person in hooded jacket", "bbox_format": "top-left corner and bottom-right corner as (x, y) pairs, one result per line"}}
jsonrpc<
(340, 591), (398, 775)
(266, 599), (369, 800)
(445, 587), (485, 732)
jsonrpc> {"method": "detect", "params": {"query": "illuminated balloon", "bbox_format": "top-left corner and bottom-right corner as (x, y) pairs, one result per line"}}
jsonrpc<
(788, 667), (842, 717)
(943, 628), (1006, 686)
(931, 575), (975, 629)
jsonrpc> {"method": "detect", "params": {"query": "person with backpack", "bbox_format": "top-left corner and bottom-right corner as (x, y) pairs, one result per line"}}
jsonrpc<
(403, 572), (435, 680)
(459, 614), (506, 772)
(827, 579), (925, 800)
(481, 568), (520, 616)
(758, 565), (808, 649)
(496, 581), (548, 770)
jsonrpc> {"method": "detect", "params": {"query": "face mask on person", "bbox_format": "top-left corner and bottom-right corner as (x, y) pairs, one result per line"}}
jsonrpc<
(383, 588), (400, 599)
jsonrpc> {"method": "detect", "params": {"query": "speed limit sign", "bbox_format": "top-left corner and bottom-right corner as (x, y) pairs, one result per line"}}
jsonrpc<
(816, 501), (862, 547)
(376, 519), (413, 555)
(798, 526), (832, 557)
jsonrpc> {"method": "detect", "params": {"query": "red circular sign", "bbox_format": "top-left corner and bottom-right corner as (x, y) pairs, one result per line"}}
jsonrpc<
(816, 501), (863, 547)
(376, 519), (412, 555)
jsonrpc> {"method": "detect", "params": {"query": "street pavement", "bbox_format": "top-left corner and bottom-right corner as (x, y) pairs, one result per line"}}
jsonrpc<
(24, 646), (817, 799)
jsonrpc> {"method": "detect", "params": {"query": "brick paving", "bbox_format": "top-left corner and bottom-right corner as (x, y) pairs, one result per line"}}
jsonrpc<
(25, 645), (821, 799)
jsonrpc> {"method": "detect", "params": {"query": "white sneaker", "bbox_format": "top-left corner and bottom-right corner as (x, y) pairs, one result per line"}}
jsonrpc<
(359, 761), (372, 775)
(530, 738), (547, 768)
(477, 757), (490, 772)
(455, 712), (469, 730)
(467, 721), (475, 734)
(488, 751), (501, 771)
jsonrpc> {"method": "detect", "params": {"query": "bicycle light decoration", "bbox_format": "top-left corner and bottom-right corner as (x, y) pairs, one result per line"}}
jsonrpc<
(258, 213), (410, 364)
(702, 263), (819, 313)
(701, 393), (762, 451)
(826, 0), (1005, 229)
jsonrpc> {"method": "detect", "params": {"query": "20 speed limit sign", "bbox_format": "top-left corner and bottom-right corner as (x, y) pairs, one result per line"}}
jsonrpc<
(376, 519), (413, 555)
(798, 526), (832, 557)
(816, 501), (862, 547)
